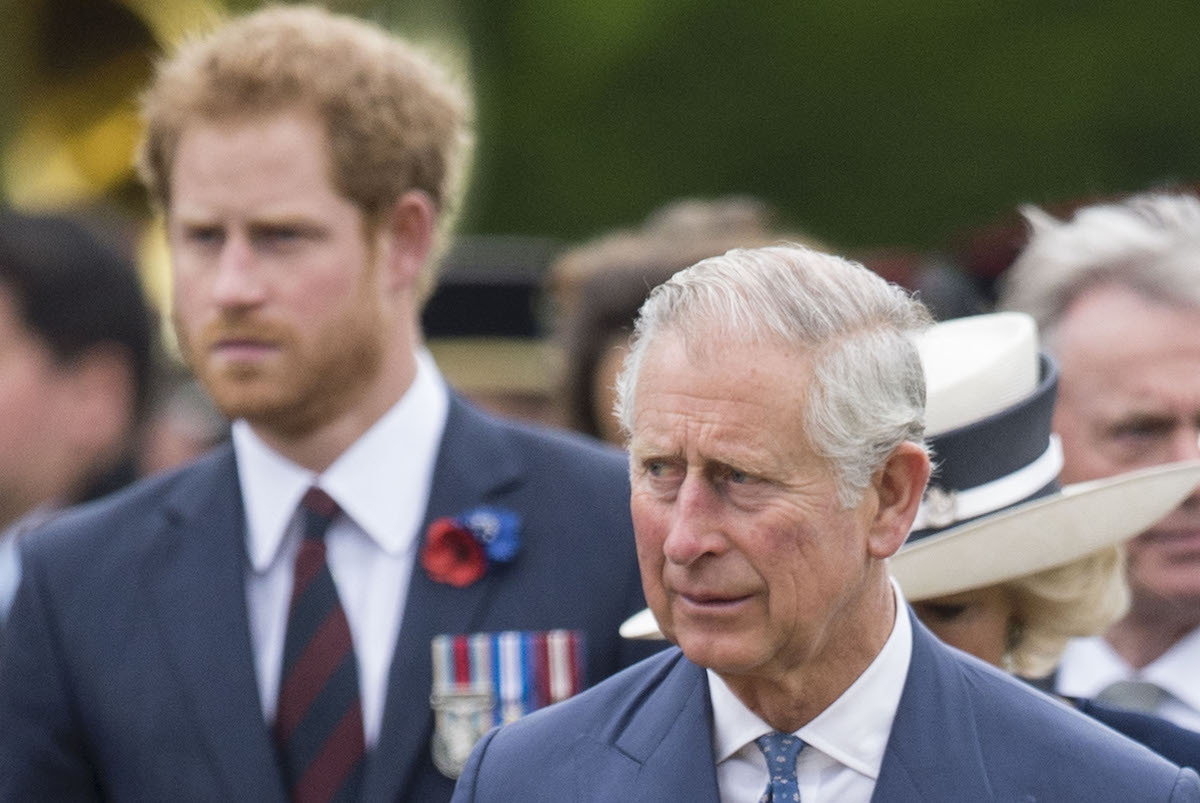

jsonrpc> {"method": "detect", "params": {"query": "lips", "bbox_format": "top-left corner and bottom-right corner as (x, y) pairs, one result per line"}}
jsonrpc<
(203, 337), (281, 367)
(212, 338), (279, 357)
(675, 589), (754, 608)
(1130, 525), (1200, 567)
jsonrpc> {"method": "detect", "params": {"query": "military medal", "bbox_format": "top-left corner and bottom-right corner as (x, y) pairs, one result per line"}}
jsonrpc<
(430, 630), (584, 777)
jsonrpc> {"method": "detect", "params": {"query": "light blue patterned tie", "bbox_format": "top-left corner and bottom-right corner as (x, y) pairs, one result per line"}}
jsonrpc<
(755, 731), (806, 803)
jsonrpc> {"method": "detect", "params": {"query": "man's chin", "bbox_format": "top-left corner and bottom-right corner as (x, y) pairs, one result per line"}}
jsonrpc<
(673, 629), (761, 673)
(205, 382), (306, 433)
(204, 377), (270, 415)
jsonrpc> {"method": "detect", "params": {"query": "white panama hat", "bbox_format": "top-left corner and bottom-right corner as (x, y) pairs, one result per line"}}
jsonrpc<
(620, 311), (1200, 639)
(892, 311), (1200, 600)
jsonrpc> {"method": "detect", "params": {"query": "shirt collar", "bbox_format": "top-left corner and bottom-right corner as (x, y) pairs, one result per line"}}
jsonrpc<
(237, 349), (449, 572)
(1, 506), (62, 620)
(1059, 626), (1200, 715)
(0, 527), (21, 620)
(1056, 637), (1128, 696)
(709, 579), (913, 779)
(1141, 625), (1200, 715)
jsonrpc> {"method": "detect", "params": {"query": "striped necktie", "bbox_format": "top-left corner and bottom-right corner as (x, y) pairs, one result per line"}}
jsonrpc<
(274, 487), (365, 803)
(755, 731), (806, 803)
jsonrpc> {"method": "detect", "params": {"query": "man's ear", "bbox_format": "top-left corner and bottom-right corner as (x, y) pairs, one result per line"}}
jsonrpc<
(377, 189), (436, 292)
(866, 441), (930, 559)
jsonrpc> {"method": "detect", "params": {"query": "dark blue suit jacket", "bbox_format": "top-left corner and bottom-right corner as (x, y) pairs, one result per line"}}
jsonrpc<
(453, 610), (1200, 802)
(1074, 697), (1200, 769)
(1023, 672), (1200, 768)
(0, 397), (655, 801)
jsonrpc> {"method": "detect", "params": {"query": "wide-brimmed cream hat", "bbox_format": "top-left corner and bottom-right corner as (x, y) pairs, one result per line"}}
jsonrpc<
(620, 311), (1200, 638)
(892, 311), (1200, 600)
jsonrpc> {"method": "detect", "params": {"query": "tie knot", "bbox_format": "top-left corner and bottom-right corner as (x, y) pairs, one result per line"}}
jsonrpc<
(755, 730), (805, 765)
(300, 487), (340, 540)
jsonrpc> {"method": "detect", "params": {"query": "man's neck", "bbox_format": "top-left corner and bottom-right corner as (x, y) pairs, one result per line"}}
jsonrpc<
(254, 407), (384, 473)
(252, 348), (417, 472)
(1106, 598), (1200, 669)
(720, 578), (896, 733)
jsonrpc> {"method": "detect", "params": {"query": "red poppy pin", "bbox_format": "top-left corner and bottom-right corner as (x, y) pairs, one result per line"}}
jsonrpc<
(421, 507), (521, 588)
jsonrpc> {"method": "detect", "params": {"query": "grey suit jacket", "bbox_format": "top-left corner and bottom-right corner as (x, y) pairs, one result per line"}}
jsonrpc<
(0, 397), (655, 801)
(452, 611), (1200, 802)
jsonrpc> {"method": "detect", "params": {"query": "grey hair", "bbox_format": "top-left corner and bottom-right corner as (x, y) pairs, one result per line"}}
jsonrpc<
(614, 244), (933, 507)
(999, 193), (1200, 347)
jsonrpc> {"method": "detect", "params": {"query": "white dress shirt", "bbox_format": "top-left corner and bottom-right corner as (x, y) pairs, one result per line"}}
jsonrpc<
(0, 526), (21, 622)
(237, 349), (449, 748)
(1057, 629), (1200, 733)
(709, 581), (913, 803)
(0, 506), (58, 622)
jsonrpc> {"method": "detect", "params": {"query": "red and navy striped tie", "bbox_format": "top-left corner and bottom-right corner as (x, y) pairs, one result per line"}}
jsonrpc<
(274, 487), (365, 803)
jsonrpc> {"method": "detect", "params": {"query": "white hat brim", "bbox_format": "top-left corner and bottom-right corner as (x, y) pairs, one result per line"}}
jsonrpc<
(891, 459), (1200, 601)
(619, 607), (663, 640)
(620, 459), (1200, 639)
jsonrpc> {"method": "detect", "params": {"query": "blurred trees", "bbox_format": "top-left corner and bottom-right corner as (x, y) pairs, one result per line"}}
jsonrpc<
(459, 0), (1200, 248)
(3, 0), (1199, 250)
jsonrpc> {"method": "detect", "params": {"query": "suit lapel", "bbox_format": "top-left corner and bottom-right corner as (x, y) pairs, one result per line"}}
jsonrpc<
(144, 448), (285, 802)
(576, 654), (720, 803)
(362, 397), (523, 799)
(874, 611), (992, 801)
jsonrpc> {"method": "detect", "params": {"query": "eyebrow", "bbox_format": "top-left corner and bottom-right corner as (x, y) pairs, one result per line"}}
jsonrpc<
(1107, 411), (1182, 428)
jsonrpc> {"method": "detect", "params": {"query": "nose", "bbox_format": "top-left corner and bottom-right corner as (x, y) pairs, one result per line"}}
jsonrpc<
(210, 235), (265, 309)
(661, 473), (729, 566)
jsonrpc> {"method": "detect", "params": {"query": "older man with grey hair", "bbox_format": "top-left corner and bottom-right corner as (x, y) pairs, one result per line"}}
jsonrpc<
(452, 244), (1199, 802)
(1000, 192), (1200, 732)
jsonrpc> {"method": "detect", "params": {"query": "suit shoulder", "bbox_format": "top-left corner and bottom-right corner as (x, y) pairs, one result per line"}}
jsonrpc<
(19, 447), (233, 568)
(1075, 697), (1200, 768)
(451, 400), (630, 500)
(477, 648), (688, 754)
(944, 645), (1193, 785)
(456, 649), (708, 800)
(890, 630), (1197, 800)
(479, 407), (627, 469)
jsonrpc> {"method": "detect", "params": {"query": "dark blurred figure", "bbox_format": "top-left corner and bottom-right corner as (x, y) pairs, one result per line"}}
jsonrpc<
(0, 209), (154, 622)
(1000, 192), (1200, 732)
(549, 196), (819, 444)
(137, 365), (229, 477)
(852, 247), (990, 322)
(423, 236), (562, 427)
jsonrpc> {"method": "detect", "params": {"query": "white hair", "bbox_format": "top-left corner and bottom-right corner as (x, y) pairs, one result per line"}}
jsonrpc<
(1000, 192), (1200, 346)
(614, 244), (932, 507)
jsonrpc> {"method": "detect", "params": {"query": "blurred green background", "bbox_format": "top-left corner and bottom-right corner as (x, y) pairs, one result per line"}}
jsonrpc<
(3, 0), (1198, 252)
